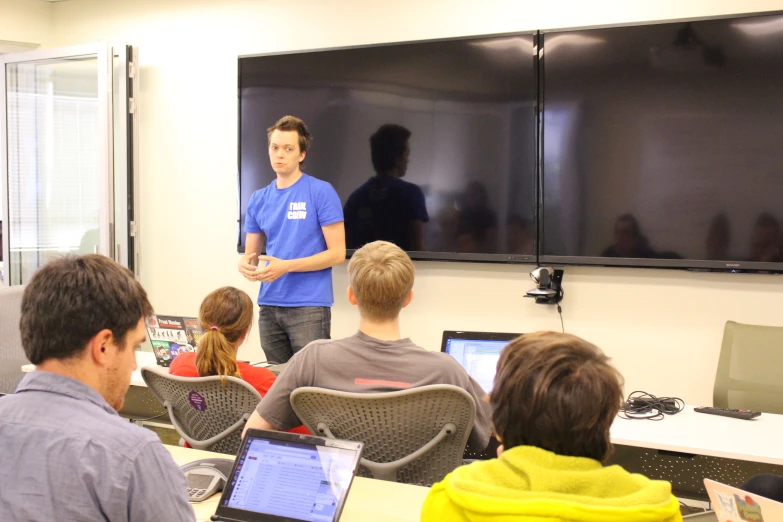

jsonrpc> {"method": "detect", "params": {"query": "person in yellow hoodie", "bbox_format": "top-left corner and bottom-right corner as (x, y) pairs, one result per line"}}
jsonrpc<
(421, 331), (682, 522)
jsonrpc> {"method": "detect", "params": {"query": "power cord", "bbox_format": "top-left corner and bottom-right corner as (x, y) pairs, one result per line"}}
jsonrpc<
(129, 412), (169, 423)
(556, 302), (564, 333)
(618, 391), (684, 421)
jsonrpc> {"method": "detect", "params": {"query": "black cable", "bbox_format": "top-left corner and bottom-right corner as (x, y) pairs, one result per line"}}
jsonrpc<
(618, 391), (684, 421)
(556, 303), (564, 333)
(129, 412), (169, 423)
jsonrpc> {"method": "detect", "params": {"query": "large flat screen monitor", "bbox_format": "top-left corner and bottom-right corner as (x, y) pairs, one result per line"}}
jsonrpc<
(540, 13), (783, 272)
(239, 34), (538, 263)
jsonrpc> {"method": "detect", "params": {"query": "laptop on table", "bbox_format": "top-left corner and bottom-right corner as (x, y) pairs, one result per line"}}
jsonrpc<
(441, 331), (520, 460)
(440, 330), (521, 393)
(704, 478), (783, 522)
(212, 429), (364, 522)
(145, 314), (203, 367)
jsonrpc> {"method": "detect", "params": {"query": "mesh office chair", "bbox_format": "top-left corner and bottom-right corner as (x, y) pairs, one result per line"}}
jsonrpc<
(290, 385), (476, 486)
(714, 320), (783, 414)
(141, 365), (261, 454)
(0, 285), (29, 395)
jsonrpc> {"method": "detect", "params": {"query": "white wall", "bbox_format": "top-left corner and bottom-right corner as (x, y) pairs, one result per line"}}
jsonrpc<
(0, 0), (51, 48)
(34, 0), (783, 406)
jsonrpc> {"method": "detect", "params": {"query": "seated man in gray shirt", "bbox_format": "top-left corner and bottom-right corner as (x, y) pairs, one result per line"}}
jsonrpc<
(243, 240), (493, 453)
(0, 255), (194, 522)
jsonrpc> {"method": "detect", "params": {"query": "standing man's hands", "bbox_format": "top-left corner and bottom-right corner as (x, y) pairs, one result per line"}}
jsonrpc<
(256, 255), (291, 283)
(238, 252), (260, 281)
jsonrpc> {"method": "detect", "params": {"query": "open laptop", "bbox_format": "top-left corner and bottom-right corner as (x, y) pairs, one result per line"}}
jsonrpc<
(705, 478), (783, 522)
(145, 314), (203, 367)
(441, 330), (521, 393)
(213, 429), (364, 522)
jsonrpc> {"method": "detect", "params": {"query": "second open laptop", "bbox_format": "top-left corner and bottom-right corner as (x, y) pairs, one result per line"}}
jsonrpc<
(440, 330), (521, 393)
(704, 478), (783, 522)
(211, 429), (364, 522)
(144, 314), (203, 367)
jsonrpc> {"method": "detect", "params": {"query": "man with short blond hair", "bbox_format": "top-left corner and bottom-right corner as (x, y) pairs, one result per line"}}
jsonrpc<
(346, 240), (415, 319)
(243, 240), (493, 453)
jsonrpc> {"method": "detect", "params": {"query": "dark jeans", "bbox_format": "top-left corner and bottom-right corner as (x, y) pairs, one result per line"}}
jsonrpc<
(258, 305), (331, 364)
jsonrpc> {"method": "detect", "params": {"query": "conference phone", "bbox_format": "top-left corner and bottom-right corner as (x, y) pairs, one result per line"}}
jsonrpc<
(181, 458), (234, 503)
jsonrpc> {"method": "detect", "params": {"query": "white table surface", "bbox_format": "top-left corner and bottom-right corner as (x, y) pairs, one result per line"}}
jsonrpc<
(17, 360), (783, 467)
(166, 445), (430, 522)
(610, 405), (783, 466)
(21, 349), (155, 388)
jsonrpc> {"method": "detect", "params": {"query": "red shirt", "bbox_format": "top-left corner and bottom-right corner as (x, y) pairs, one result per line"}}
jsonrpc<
(169, 353), (309, 435)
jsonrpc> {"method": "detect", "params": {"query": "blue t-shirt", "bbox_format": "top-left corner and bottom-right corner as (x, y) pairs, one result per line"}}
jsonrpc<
(245, 174), (344, 307)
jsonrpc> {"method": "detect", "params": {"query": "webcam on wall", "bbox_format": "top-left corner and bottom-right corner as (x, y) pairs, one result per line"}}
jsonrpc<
(525, 266), (564, 305)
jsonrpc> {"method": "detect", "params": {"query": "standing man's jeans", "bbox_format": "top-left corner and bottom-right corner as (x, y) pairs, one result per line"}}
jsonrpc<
(258, 306), (331, 364)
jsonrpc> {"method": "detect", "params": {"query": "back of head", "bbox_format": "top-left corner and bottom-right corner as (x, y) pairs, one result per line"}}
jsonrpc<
(196, 286), (253, 381)
(491, 331), (624, 462)
(742, 474), (783, 504)
(370, 124), (411, 174)
(20, 255), (152, 365)
(348, 240), (414, 321)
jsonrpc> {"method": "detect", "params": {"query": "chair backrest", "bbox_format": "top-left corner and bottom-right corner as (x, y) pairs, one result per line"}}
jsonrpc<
(0, 285), (28, 395)
(290, 385), (476, 486)
(714, 321), (783, 414)
(141, 365), (262, 454)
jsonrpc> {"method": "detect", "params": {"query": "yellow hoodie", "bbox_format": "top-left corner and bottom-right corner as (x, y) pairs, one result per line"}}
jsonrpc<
(421, 446), (682, 522)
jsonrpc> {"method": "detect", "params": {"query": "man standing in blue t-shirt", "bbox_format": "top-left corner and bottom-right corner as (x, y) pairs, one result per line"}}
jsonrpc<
(239, 116), (346, 363)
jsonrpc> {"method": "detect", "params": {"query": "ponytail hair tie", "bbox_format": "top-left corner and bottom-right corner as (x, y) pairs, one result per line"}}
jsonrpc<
(210, 326), (220, 332)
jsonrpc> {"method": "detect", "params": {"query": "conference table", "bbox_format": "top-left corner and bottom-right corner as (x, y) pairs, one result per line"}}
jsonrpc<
(21, 351), (286, 423)
(20, 355), (783, 464)
(166, 445), (430, 522)
(610, 405), (783, 466)
(19, 357), (783, 496)
(21, 355), (783, 463)
(609, 406), (783, 502)
(20, 350), (287, 388)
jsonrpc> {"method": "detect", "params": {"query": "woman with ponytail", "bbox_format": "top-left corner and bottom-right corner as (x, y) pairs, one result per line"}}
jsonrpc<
(169, 286), (308, 434)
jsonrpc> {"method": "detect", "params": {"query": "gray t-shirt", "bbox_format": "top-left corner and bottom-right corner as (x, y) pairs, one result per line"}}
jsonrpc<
(257, 331), (493, 451)
(0, 371), (194, 522)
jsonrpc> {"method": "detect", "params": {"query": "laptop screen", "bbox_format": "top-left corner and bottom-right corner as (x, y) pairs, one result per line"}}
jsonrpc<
(144, 314), (202, 366)
(218, 431), (363, 522)
(441, 331), (521, 393)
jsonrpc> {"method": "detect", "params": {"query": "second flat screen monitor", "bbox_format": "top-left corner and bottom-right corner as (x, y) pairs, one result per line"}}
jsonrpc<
(541, 13), (783, 271)
(239, 34), (538, 262)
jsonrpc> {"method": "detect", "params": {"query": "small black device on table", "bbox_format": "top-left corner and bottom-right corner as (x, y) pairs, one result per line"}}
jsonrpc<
(694, 406), (762, 420)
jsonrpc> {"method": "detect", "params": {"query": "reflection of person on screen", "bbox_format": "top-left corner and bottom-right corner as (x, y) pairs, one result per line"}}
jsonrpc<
(749, 212), (780, 262)
(344, 124), (429, 251)
(456, 182), (498, 253)
(706, 213), (731, 261)
(506, 214), (534, 255)
(601, 214), (655, 258)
